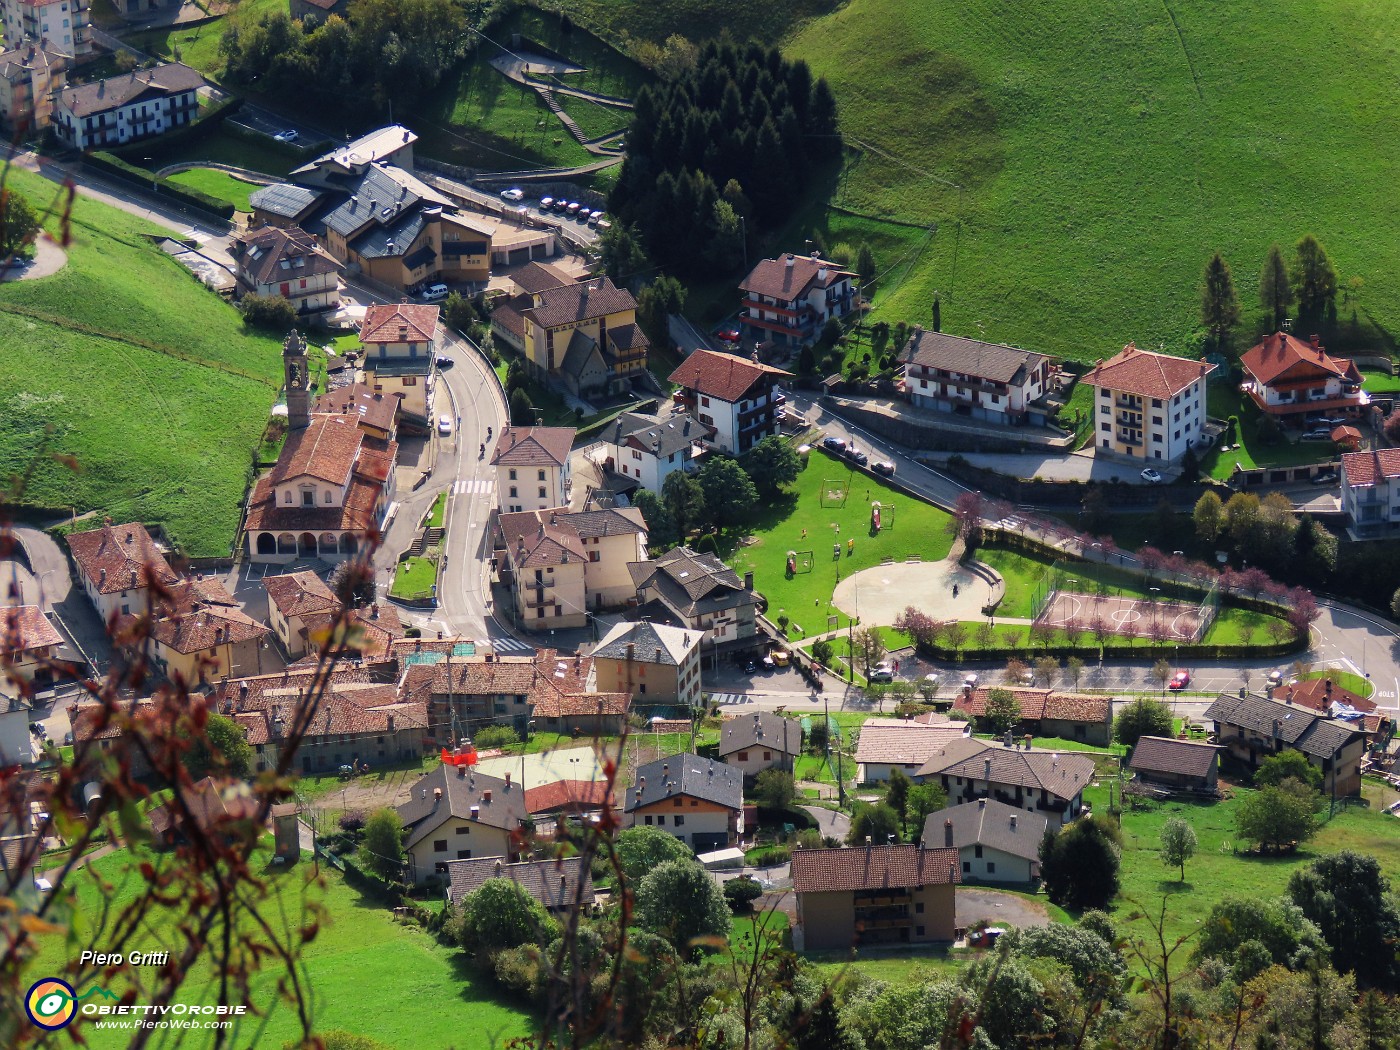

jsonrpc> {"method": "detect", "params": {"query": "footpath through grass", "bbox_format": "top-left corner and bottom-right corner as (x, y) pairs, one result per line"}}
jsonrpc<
(25, 845), (531, 1049)
(0, 166), (281, 556)
(726, 448), (954, 632)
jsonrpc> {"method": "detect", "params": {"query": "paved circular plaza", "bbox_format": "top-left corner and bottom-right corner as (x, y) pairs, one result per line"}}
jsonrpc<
(832, 558), (995, 626)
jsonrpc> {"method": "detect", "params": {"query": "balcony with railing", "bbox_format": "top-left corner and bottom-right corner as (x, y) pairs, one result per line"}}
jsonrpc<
(1115, 394), (1143, 409)
(1116, 429), (1142, 446)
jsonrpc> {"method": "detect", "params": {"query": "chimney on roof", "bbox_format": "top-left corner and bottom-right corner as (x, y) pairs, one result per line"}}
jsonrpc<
(785, 254), (795, 268)
(483, 789), (492, 803)
(983, 756), (992, 789)
(1273, 718), (1282, 738)
(387, 714), (395, 732)
(1310, 333), (1320, 349)
(495, 859), (503, 875)
(433, 787), (442, 803)
(743, 571), (754, 591)
(943, 819), (953, 847)
(1010, 814), (1018, 830)
(977, 798), (986, 809)
(505, 771), (511, 787)
(99, 568), (106, 586)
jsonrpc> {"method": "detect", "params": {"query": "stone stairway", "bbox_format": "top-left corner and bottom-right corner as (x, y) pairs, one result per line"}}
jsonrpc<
(538, 87), (584, 142)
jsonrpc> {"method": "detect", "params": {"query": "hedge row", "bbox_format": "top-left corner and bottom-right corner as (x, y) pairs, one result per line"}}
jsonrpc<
(84, 150), (235, 219)
(909, 636), (1303, 664)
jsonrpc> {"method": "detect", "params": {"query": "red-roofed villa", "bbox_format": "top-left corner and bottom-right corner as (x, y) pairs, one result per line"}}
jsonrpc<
(1082, 343), (1215, 463)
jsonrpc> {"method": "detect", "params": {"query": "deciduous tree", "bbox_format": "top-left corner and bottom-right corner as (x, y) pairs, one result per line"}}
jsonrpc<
(753, 768), (796, 810)
(985, 687), (1021, 734)
(635, 860), (730, 954)
(616, 826), (694, 884)
(359, 808), (405, 884)
(851, 625), (887, 677)
(183, 712), (253, 779)
(1115, 698), (1173, 749)
(697, 457), (757, 526)
(740, 435), (801, 495)
(662, 470), (707, 540)
(847, 800), (900, 846)
(1289, 851), (1400, 990)
(1236, 779), (1320, 851)
(0, 189), (38, 259)
(458, 877), (558, 954)
(1194, 491), (1224, 544)
(1159, 817), (1197, 881)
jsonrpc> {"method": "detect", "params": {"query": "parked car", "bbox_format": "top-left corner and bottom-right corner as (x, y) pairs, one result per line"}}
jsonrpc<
(1168, 670), (1191, 690)
(1312, 470), (1339, 485)
(849, 450), (869, 466)
(716, 327), (742, 344)
(963, 672), (979, 688)
(553, 200), (571, 214)
(274, 129), (299, 143)
(923, 673), (941, 689)
(539, 196), (555, 212)
(419, 283), (450, 302)
(1301, 428), (1332, 441)
(869, 664), (894, 683)
(872, 460), (896, 476)
(499, 187), (524, 202)
(744, 660), (758, 675)
(822, 436), (846, 453)
(770, 650), (790, 668)
(587, 210), (605, 226)
(1140, 468), (1163, 483)
(437, 415), (453, 435)
(436, 355), (454, 369)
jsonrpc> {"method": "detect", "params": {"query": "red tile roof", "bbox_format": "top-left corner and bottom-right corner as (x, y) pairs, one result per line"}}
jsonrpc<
(490, 426), (575, 467)
(243, 473), (383, 533)
(359, 303), (439, 344)
(312, 382), (399, 435)
(1269, 676), (1375, 714)
(668, 349), (791, 403)
(790, 844), (961, 893)
(498, 508), (588, 568)
(1241, 331), (1361, 387)
(263, 571), (339, 620)
(67, 521), (179, 595)
(523, 778), (613, 815)
(1342, 449), (1400, 487)
(146, 578), (271, 655)
(269, 415), (363, 486)
(1082, 343), (1215, 400)
(302, 604), (404, 661)
(148, 776), (261, 840)
(739, 254), (855, 303)
(3, 605), (62, 654)
(954, 687), (1111, 724)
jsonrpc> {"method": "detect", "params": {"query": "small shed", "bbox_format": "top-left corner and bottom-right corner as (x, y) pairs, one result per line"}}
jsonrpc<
(270, 802), (300, 861)
(697, 847), (747, 871)
(1128, 736), (1221, 792)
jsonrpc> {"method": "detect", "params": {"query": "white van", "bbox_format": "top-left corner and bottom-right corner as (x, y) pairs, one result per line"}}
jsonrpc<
(419, 283), (449, 302)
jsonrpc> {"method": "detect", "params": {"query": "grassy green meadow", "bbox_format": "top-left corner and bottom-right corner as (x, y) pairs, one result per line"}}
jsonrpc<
(786, 0), (1400, 360)
(165, 167), (264, 211)
(24, 846), (531, 1049)
(0, 167), (281, 555)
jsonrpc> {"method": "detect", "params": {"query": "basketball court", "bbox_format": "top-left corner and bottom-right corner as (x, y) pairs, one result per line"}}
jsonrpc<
(1035, 591), (1205, 640)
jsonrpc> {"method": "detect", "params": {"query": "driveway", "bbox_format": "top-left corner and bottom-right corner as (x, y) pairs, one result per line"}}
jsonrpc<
(801, 805), (850, 842)
(956, 887), (1052, 930)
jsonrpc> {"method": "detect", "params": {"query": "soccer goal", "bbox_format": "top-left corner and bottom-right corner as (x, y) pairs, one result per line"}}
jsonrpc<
(821, 478), (850, 507)
(787, 550), (814, 574)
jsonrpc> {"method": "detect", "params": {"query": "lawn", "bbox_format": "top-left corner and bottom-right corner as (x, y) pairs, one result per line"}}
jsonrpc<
(782, 0), (1400, 362)
(1098, 781), (1400, 953)
(136, 124), (306, 179)
(553, 0), (843, 49)
(390, 556), (438, 601)
(725, 448), (955, 631)
(165, 166), (264, 211)
(123, 0), (288, 79)
(0, 165), (281, 556)
(425, 491), (448, 529)
(1358, 366), (1400, 395)
(23, 845), (532, 1049)
(1199, 384), (1341, 481)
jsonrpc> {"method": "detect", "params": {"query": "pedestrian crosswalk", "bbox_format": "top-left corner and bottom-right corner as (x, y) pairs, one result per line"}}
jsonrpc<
(491, 636), (535, 654)
(710, 692), (750, 706)
(452, 478), (495, 495)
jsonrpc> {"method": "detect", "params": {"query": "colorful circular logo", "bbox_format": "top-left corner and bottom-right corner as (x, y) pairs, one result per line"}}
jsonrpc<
(26, 978), (77, 1030)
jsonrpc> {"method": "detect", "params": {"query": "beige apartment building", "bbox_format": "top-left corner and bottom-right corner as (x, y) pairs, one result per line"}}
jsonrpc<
(590, 620), (703, 708)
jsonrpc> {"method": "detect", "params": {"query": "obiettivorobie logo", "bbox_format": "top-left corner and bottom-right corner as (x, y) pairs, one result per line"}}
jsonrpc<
(25, 978), (119, 1030)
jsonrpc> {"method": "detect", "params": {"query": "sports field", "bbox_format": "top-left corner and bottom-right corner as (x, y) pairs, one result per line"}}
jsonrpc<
(1036, 591), (1207, 642)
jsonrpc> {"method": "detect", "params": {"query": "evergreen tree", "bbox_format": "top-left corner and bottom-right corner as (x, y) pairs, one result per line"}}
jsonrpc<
(1201, 251), (1241, 348)
(807, 77), (842, 157)
(1294, 234), (1338, 318)
(508, 387), (534, 426)
(661, 471), (706, 541)
(597, 222), (648, 285)
(1260, 243), (1292, 330)
(856, 242), (876, 290)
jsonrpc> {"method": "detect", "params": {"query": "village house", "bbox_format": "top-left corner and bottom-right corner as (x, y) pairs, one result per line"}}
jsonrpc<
(921, 797), (1048, 884)
(491, 426), (574, 514)
(915, 738), (1095, 830)
(311, 381), (398, 443)
(1082, 343), (1215, 464)
(595, 409), (713, 496)
(516, 274), (648, 398)
(668, 349), (792, 455)
(1240, 331), (1368, 424)
(738, 252), (857, 349)
(245, 331), (398, 563)
(230, 225), (341, 316)
(1127, 736), (1221, 793)
(1341, 449), (1400, 539)
(496, 504), (648, 629)
(0, 43), (64, 134)
(526, 650), (630, 736)
(67, 519), (180, 622)
(627, 547), (761, 654)
(300, 602), (405, 664)
(952, 686), (1114, 746)
(0, 0), (89, 57)
(262, 571), (339, 659)
(590, 619), (703, 709)
(902, 329), (1054, 426)
(147, 777), (261, 849)
(625, 753), (744, 853)
(288, 0), (347, 23)
(250, 127), (493, 294)
(790, 844), (960, 951)
(141, 576), (273, 684)
(397, 763), (527, 885)
(53, 61), (201, 150)
(852, 719), (967, 784)
(211, 666), (425, 774)
(1204, 690), (1367, 797)
(1269, 675), (1376, 721)
(358, 302), (440, 426)
(2, 605), (63, 686)
(718, 711), (801, 781)
(0, 694), (32, 766)
(70, 699), (161, 778)
(444, 855), (594, 910)
(523, 778), (613, 827)
(488, 261), (576, 355)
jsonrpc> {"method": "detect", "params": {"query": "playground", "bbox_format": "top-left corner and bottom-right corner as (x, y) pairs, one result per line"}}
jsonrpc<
(1035, 591), (1209, 641)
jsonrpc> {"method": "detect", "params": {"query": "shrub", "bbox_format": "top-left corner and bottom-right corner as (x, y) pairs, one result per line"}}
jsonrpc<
(338, 810), (367, 835)
(239, 293), (298, 331)
(723, 875), (763, 913)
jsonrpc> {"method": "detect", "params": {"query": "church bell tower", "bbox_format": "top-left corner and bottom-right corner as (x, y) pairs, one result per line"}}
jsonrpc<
(283, 329), (310, 431)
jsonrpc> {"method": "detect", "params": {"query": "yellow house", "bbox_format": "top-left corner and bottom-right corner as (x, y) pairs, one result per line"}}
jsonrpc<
(397, 764), (527, 885)
(520, 276), (648, 398)
(0, 44), (64, 134)
(2, 605), (63, 685)
(791, 845), (961, 950)
(1082, 343), (1215, 464)
(590, 619), (703, 708)
(359, 302), (440, 425)
(145, 578), (273, 685)
(262, 570), (339, 659)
